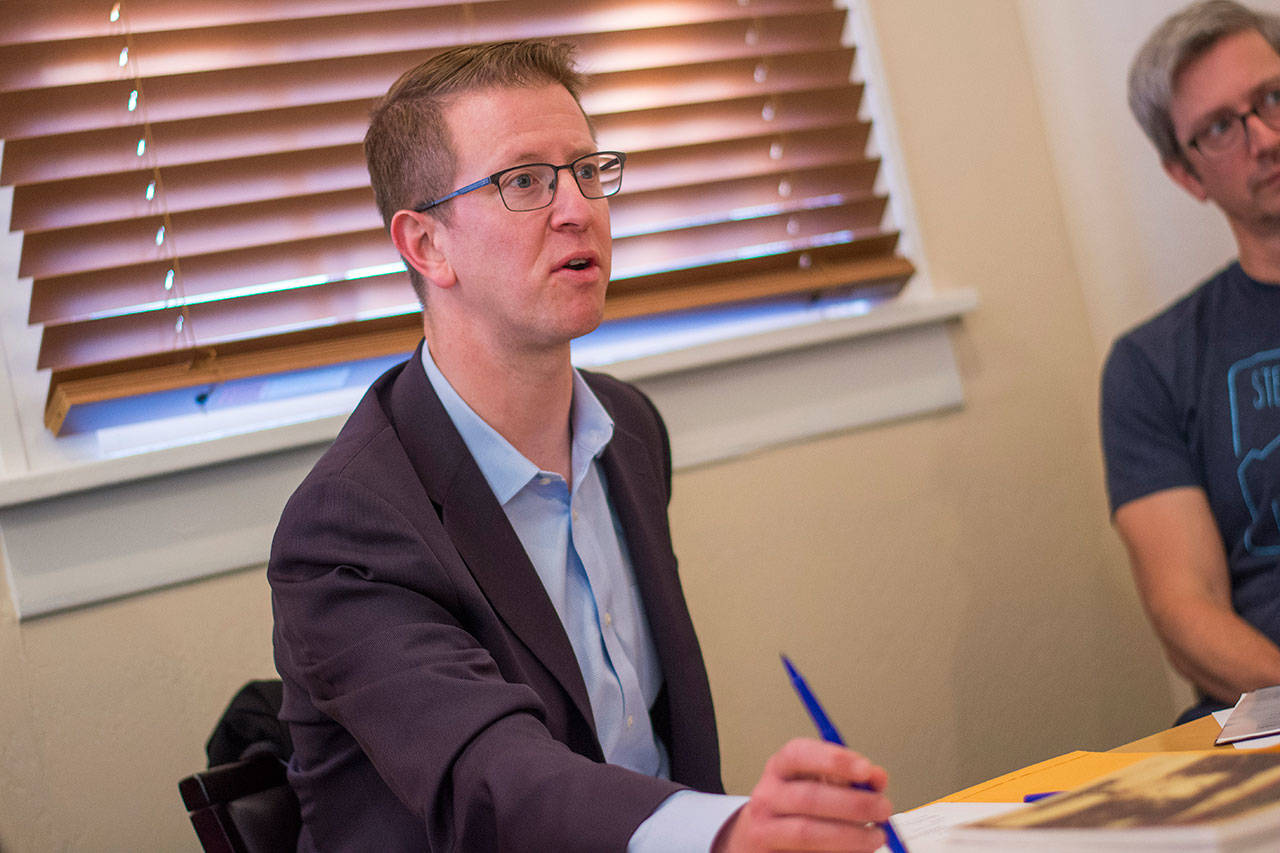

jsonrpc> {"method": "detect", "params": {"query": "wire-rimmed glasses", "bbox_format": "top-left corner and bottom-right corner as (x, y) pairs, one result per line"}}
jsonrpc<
(414, 151), (626, 212)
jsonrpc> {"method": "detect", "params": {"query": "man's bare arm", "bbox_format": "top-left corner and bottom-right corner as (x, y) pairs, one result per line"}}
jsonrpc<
(1115, 486), (1280, 704)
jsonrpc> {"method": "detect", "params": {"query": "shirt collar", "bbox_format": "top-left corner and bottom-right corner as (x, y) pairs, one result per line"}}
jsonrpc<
(569, 368), (614, 492)
(422, 346), (614, 504)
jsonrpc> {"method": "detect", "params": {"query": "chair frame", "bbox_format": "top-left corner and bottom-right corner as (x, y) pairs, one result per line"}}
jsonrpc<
(178, 752), (293, 853)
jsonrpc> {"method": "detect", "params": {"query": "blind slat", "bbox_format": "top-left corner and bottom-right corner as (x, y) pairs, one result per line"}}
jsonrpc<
(38, 273), (419, 371)
(31, 232), (404, 327)
(12, 145), (369, 233)
(21, 188), (379, 281)
(612, 201), (889, 278)
(611, 164), (881, 237)
(44, 318), (424, 433)
(2, 100), (370, 186)
(0, 0), (488, 46)
(624, 126), (874, 190)
(596, 86), (864, 152)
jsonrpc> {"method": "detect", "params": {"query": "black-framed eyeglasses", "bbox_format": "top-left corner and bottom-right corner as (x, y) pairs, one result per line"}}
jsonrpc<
(1186, 86), (1280, 157)
(414, 151), (626, 213)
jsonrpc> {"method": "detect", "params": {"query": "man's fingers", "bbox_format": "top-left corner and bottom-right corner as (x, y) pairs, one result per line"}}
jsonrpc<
(715, 738), (895, 853)
(766, 738), (889, 791)
(754, 777), (893, 825)
(733, 809), (887, 852)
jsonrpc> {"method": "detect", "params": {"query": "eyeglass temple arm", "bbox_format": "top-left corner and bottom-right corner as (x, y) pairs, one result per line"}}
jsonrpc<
(413, 176), (494, 212)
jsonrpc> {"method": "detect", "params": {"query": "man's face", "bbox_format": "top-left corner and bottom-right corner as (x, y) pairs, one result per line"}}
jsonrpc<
(427, 83), (611, 355)
(1167, 28), (1280, 234)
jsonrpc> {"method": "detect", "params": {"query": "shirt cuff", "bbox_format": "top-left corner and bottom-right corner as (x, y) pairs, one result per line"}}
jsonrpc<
(627, 789), (750, 853)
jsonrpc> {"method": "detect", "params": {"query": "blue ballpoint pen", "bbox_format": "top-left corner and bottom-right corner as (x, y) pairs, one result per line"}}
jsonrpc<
(781, 654), (909, 853)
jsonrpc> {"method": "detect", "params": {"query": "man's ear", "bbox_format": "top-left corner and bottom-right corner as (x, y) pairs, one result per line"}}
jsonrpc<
(1163, 157), (1209, 202)
(389, 209), (457, 289)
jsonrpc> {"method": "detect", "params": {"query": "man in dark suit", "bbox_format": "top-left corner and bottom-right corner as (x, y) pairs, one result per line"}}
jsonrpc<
(269, 39), (892, 852)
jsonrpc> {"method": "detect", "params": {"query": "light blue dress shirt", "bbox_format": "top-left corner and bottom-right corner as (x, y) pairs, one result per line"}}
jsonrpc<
(422, 349), (745, 851)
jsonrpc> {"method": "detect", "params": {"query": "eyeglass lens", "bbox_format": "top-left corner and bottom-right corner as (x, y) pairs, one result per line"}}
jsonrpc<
(496, 153), (624, 211)
(1194, 90), (1280, 155)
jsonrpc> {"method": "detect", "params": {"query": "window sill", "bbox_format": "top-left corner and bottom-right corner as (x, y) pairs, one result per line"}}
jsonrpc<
(1, 288), (974, 619)
(0, 289), (973, 506)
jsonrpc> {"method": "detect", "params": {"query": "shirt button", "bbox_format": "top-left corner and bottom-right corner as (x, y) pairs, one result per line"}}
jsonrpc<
(604, 612), (612, 627)
(627, 715), (634, 728)
(538, 476), (552, 485)
(571, 509), (579, 521)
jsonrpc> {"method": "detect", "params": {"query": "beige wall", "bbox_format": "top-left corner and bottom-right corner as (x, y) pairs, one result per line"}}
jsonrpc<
(0, 0), (1181, 848)
(0, 571), (278, 850)
(684, 0), (1176, 807)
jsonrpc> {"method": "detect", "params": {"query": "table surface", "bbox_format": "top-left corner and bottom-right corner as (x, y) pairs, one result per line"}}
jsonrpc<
(934, 714), (1235, 807)
(1110, 713), (1221, 752)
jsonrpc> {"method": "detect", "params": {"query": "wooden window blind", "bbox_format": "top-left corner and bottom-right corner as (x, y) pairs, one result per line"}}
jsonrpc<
(1, 0), (913, 435)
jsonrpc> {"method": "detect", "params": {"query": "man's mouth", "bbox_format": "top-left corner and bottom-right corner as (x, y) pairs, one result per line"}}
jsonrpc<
(1253, 169), (1280, 192)
(556, 254), (596, 272)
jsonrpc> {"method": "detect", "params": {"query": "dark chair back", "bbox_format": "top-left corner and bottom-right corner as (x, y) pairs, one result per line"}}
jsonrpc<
(180, 680), (299, 852)
(179, 752), (300, 853)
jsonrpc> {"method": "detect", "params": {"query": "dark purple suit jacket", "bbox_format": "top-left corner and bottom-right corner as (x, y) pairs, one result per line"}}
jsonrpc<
(269, 344), (723, 851)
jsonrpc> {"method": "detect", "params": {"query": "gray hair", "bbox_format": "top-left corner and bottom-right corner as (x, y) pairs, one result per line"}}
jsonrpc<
(1129, 0), (1280, 169)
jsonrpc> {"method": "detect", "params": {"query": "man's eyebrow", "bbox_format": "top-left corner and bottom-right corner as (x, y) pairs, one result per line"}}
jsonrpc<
(493, 147), (598, 169)
(1188, 76), (1280, 130)
(1249, 75), (1280, 98)
(503, 152), (546, 166)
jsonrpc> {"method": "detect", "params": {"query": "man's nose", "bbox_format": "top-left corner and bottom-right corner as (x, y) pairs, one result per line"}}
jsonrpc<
(549, 166), (588, 201)
(1244, 111), (1280, 156)
(547, 169), (595, 222)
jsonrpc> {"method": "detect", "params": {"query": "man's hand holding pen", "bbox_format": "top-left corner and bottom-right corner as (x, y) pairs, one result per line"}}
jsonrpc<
(712, 737), (893, 852)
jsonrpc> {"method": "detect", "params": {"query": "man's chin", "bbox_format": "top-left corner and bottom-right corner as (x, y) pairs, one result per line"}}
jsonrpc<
(1247, 207), (1280, 232)
(570, 309), (606, 342)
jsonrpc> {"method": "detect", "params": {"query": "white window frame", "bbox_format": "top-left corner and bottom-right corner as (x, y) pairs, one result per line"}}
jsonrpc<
(0, 0), (974, 619)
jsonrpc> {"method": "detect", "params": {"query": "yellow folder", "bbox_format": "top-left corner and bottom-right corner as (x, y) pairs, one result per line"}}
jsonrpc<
(939, 750), (1225, 804)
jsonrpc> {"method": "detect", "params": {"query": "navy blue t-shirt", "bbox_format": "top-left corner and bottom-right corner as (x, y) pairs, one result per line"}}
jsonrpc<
(1101, 261), (1280, 645)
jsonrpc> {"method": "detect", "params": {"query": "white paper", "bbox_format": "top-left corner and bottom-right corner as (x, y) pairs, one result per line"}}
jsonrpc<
(1212, 708), (1280, 749)
(875, 801), (1027, 852)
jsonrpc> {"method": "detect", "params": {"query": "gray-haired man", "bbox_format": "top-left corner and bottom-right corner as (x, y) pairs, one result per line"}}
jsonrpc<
(1103, 0), (1280, 723)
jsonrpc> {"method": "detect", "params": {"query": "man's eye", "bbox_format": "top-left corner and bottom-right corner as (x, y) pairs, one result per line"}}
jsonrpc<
(503, 171), (539, 191)
(575, 163), (599, 181)
(1203, 115), (1237, 139)
(1263, 88), (1280, 110)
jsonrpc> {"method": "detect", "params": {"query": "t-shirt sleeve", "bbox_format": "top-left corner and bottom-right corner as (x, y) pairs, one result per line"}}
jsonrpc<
(1100, 334), (1202, 513)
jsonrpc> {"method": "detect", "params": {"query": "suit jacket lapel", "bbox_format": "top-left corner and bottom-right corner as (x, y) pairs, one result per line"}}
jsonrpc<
(383, 346), (599, 744)
(598, 426), (684, 664)
(594, 379), (722, 791)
